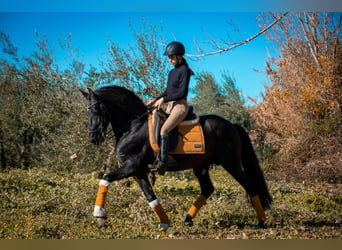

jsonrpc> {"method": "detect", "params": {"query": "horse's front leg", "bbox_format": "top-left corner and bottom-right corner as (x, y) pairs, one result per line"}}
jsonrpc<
(93, 159), (139, 225)
(134, 175), (170, 230)
(93, 159), (169, 230)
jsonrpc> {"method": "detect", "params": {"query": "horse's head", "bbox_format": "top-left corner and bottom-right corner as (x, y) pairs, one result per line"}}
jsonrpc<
(80, 88), (110, 145)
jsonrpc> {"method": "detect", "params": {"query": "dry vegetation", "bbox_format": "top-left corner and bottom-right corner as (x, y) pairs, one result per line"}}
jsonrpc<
(250, 13), (341, 183)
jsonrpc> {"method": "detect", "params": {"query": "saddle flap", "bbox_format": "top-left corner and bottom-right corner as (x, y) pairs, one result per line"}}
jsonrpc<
(148, 109), (205, 154)
(170, 122), (205, 154)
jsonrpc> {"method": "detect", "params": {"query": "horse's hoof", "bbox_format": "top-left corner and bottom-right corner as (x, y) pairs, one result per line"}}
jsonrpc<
(93, 206), (107, 218)
(96, 217), (107, 227)
(254, 221), (266, 229)
(184, 214), (194, 227)
(158, 223), (170, 231)
(185, 221), (193, 227)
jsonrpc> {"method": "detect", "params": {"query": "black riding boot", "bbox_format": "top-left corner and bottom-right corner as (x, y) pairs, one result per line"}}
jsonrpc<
(157, 134), (169, 175)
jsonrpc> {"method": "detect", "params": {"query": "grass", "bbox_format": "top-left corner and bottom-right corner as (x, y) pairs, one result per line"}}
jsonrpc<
(0, 167), (341, 239)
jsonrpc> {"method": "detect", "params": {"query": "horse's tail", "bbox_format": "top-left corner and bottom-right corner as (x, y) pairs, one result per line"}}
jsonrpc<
(234, 124), (273, 210)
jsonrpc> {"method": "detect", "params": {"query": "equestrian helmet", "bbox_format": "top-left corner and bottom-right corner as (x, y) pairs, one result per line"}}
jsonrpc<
(163, 41), (185, 56)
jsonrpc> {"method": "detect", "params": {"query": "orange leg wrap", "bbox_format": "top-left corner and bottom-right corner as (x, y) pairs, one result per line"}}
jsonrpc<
(251, 195), (266, 222)
(95, 185), (108, 207)
(188, 195), (207, 218)
(152, 204), (170, 225)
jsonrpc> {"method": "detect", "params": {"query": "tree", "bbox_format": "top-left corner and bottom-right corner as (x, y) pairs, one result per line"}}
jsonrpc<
(251, 12), (342, 182)
(192, 72), (224, 114)
(99, 18), (169, 100)
(253, 12), (341, 140)
(0, 31), (111, 171)
(187, 12), (288, 58)
(192, 71), (252, 130)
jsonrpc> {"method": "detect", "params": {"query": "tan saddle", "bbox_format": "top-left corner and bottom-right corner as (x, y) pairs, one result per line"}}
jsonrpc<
(148, 107), (205, 154)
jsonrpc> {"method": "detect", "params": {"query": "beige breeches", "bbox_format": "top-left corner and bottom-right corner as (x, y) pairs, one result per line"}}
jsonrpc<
(161, 99), (188, 135)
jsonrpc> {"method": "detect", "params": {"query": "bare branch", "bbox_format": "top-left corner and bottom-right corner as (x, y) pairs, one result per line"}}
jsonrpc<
(297, 13), (322, 71)
(187, 12), (288, 58)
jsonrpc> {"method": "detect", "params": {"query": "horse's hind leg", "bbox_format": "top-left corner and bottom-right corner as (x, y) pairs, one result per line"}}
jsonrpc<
(134, 175), (170, 230)
(185, 164), (214, 227)
(220, 156), (266, 226)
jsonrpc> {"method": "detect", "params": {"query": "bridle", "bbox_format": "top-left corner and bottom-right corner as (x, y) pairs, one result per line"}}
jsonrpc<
(85, 101), (98, 110)
(85, 99), (156, 142)
(85, 101), (110, 139)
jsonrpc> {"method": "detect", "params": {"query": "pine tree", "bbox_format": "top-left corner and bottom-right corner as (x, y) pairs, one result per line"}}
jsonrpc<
(192, 71), (252, 130)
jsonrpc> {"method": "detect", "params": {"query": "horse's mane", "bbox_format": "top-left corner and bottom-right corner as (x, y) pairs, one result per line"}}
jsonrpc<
(94, 86), (147, 114)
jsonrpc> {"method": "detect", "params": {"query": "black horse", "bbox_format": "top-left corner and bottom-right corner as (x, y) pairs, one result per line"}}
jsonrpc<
(80, 86), (272, 230)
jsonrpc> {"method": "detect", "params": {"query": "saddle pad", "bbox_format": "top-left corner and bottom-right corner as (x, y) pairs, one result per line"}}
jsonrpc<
(148, 114), (205, 154)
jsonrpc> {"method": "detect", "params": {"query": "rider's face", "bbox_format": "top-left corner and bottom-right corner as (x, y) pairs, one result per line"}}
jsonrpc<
(168, 55), (181, 66)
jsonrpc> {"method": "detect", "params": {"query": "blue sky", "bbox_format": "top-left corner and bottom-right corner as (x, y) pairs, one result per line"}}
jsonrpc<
(1, 1), (340, 105)
(0, 12), (275, 104)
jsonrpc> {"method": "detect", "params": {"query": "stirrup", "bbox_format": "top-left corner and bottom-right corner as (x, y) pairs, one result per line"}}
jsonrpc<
(148, 162), (166, 175)
(148, 157), (159, 172)
(148, 163), (158, 172)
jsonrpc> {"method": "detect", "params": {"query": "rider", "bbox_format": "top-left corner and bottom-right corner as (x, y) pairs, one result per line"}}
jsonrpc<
(147, 41), (193, 175)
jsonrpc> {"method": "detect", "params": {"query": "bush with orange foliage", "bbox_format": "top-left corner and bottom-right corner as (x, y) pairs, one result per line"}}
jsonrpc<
(251, 13), (341, 183)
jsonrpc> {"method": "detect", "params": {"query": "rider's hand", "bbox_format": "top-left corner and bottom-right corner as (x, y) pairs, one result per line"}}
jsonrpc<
(146, 98), (157, 107)
(154, 98), (164, 110)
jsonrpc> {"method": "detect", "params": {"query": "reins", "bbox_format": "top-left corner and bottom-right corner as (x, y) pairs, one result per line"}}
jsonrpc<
(85, 101), (98, 110)
(110, 107), (155, 139)
(87, 101), (156, 141)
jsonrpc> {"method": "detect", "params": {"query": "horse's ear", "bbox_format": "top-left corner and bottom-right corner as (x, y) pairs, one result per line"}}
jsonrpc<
(79, 88), (89, 98)
(87, 87), (96, 98)
(86, 88), (102, 101)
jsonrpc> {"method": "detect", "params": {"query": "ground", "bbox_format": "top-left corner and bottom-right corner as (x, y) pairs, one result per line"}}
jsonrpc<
(0, 167), (341, 239)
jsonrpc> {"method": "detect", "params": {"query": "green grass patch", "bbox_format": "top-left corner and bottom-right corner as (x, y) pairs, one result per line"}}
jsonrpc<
(1, 167), (341, 239)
